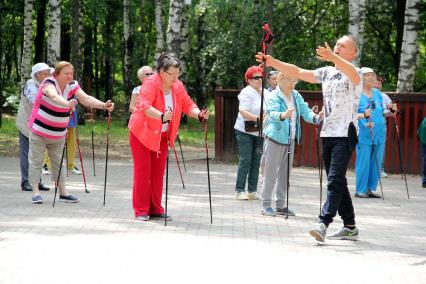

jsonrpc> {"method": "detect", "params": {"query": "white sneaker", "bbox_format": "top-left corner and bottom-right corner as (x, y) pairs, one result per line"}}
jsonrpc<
(247, 192), (261, 200)
(236, 192), (248, 200)
(309, 223), (327, 242)
(380, 171), (388, 178)
(70, 167), (82, 175)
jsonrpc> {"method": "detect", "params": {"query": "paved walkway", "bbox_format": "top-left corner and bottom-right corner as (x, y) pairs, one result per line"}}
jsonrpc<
(0, 155), (425, 284)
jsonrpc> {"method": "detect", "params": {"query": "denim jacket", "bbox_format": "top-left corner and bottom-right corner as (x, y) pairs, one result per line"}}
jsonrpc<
(263, 88), (316, 145)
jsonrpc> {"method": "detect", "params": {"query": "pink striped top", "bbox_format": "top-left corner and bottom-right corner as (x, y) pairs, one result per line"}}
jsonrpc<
(28, 77), (80, 139)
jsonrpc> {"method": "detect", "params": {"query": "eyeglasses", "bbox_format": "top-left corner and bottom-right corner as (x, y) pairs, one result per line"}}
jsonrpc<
(144, 72), (154, 76)
(251, 76), (263, 80)
(164, 70), (181, 77)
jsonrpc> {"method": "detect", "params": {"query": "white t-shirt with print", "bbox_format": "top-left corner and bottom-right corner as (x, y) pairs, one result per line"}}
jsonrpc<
(314, 66), (362, 137)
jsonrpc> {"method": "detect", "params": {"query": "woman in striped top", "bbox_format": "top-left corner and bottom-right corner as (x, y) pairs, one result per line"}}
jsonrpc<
(28, 61), (114, 204)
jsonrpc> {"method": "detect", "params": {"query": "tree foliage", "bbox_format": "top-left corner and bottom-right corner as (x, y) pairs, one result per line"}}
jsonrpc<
(0, 0), (425, 117)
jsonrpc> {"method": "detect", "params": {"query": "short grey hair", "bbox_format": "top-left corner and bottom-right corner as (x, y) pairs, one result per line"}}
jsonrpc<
(137, 66), (152, 80)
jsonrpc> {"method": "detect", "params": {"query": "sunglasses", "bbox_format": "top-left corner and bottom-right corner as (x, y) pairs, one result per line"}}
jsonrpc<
(144, 72), (154, 76)
(251, 76), (263, 80)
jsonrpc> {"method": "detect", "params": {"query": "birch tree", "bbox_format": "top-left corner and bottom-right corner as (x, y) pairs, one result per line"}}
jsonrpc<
(154, 0), (165, 61)
(166, 0), (184, 57)
(348, 0), (366, 66)
(397, 0), (420, 92)
(21, 0), (34, 87)
(178, 0), (191, 79)
(47, 0), (61, 66)
(70, 0), (83, 81)
(123, 0), (133, 112)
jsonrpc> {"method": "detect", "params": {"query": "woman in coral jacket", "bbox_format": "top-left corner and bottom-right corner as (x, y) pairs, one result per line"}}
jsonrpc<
(128, 53), (209, 222)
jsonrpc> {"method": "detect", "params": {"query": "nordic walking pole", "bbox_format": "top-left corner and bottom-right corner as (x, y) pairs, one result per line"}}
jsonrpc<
(367, 102), (384, 200)
(313, 106), (323, 216)
(393, 111), (410, 199)
(165, 120), (171, 227)
(176, 134), (186, 172)
(202, 113), (213, 224)
(171, 144), (185, 189)
(103, 112), (111, 206)
(53, 144), (66, 208)
(74, 114), (89, 193)
(53, 112), (72, 207)
(258, 23), (274, 138)
(165, 147), (169, 227)
(285, 118), (291, 220)
(90, 108), (96, 176)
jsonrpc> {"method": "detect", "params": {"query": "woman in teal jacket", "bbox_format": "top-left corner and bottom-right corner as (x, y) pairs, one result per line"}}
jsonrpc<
(261, 73), (320, 216)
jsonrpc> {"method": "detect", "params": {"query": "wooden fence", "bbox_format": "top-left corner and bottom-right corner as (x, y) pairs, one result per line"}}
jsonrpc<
(215, 89), (426, 174)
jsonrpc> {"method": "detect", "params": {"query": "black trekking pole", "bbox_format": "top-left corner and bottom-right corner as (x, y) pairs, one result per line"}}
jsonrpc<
(393, 113), (410, 199)
(165, 121), (171, 226)
(53, 113), (72, 207)
(367, 102), (384, 200)
(90, 108), (96, 176)
(258, 23), (274, 137)
(202, 115), (213, 224)
(103, 112), (111, 206)
(176, 134), (186, 172)
(53, 144), (66, 208)
(285, 113), (292, 220)
(74, 114), (89, 193)
(315, 120), (323, 216)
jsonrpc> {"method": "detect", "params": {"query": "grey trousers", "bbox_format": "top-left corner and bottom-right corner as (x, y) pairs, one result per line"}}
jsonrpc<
(29, 132), (65, 186)
(261, 138), (295, 209)
(19, 131), (30, 186)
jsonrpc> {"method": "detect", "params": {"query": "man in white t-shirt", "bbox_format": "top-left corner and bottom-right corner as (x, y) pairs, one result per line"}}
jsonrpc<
(256, 35), (362, 242)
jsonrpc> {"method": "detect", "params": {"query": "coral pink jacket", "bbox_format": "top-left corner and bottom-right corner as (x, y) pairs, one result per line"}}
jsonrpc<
(128, 73), (198, 152)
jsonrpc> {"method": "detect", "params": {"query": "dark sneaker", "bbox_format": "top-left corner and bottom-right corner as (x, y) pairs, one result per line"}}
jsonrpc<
(38, 183), (50, 191)
(135, 215), (150, 221)
(276, 207), (296, 216)
(355, 193), (369, 198)
(150, 214), (172, 221)
(32, 194), (43, 204)
(22, 183), (33, 191)
(327, 226), (359, 240)
(59, 194), (79, 203)
(367, 190), (381, 198)
(309, 223), (327, 242)
(261, 207), (276, 216)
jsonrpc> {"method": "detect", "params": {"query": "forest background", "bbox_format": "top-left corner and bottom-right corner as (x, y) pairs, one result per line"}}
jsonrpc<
(0, 0), (425, 124)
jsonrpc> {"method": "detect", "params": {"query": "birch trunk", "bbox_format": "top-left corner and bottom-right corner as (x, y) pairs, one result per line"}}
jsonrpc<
(21, 0), (34, 87)
(47, 0), (61, 66)
(123, 0), (133, 113)
(166, 0), (184, 57)
(154, 0), (165, 61)
(178, 0), (191, 79)
(70, 0), (83, 81)
(397, 0), (420, 92)
(348, 0), (366, 66)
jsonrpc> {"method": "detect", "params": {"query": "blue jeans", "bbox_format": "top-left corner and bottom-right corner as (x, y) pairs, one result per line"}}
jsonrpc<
(423, 143), (426, 184)
(235, 130), (263, 193)
(320, 137), (355, 227)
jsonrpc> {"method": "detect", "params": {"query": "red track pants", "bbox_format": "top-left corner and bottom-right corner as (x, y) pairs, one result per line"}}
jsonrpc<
(130, 131), (168, 217)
